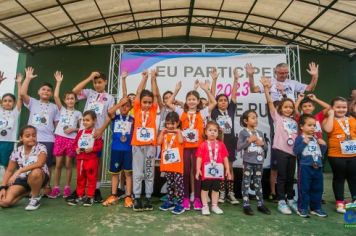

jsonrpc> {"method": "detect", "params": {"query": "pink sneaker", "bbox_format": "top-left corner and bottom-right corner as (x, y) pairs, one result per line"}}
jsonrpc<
(183, 198), (191, 210)
(194, 198), (203, 210)
(63, 186), (72, 198)
(48, 186), (60, 199)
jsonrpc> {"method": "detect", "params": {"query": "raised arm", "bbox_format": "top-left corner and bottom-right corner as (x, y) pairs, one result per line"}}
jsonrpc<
(166, 81), (182, 111)
(150, 69), (161, 107)
(200, 80), (217, 112)
(231, 68), (239, 104)
(108, 97), (130, 118)
(305, 62), (319, 92)
(307, 94), (330, 112)
(53, 71), (63, 110)
(322, 109), (334, 133)
(246, 63), (260, 93)
(294, 93), (305, 116)
(260, 77), (276, 114)
(20, 67), (37, 105)
(135, 70), (149, 101)
(15, 73), (23, 110)
(121, 71), (128, 98)
(210, 67), (219, 98)
(0, 71), (7, 86)
(72, 71), (99, 95)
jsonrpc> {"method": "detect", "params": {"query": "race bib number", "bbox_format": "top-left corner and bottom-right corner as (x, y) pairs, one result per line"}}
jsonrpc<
(136, 127), (154, 142)
(78, 134), (94, 149)
(340, 140), (356, 155)
(182, 129), (198, 143)
(204, 162), (224, 179)
(216, 116), (232, 134)
(248, 142), (259, 153)
(302, 140), (321, 156)
(32, 113), (49, 126)
(162, 148), (181, 164)
(88, 102), (104, 115)
(114, 121), (132, 134)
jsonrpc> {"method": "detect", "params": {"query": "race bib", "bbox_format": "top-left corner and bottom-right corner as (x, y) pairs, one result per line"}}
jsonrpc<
(248, 142), (259, 153)
(216, 116), (232, 134)
(136, 127), (154, 142)
(182, 129), (198, 143)
(162, 148), (181, 164)
(302, 140), (321, 156)
(114, 120), (132, 134)
(32, 113), (49, 126)
(315, 121), (322, 133)
(78, 134), (94, 149)
(283, 120), (298, 134)
(0, 119), (9, 129)
(204, 162), (224, 179)
(88, 102), (104, 115)
(24, 155), (38, 176)
(340, 140), (356, 155)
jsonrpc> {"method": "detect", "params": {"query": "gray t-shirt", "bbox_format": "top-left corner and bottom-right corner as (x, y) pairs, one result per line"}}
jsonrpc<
(0, 107), (20, 142)
(258, 78), (307, 101)
(237, 128), (268, 165)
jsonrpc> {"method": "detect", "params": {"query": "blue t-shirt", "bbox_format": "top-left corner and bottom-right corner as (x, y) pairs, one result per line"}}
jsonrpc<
(111, 114), (134, 151)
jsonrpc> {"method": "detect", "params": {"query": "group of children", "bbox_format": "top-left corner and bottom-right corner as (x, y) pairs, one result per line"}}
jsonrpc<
(0, 62), (356, 219)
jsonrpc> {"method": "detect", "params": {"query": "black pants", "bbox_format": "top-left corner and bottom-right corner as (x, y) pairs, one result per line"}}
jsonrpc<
(275, 149), (296, 201)
(328, 156), (356, 201)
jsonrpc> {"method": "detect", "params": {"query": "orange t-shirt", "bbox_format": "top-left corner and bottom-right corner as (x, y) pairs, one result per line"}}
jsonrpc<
(327, 116), (356, 158)
(160, 133), (184, 174)
(131, 99), (158, 146)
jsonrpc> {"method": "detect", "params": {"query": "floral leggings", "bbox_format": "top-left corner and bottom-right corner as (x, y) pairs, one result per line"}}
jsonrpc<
(242, 163), (264, 207)
(166, 172), (184, 205)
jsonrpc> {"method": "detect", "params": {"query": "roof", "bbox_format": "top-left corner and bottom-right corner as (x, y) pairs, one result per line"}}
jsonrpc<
(0, 0), (355, 54)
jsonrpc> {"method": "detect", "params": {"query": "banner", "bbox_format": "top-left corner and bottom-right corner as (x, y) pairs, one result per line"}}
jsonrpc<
(120, 52), (287, 168)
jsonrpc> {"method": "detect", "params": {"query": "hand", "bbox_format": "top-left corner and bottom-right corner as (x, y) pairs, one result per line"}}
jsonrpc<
(90, 71), (100, 80)
(297, 93), (305, 101)
(150, 69), (157, 79)
(226, 170), (232, 180)
(245, 63), (255, 77)
(327, 109), (334, 117)
(0, 188), (6, 200)
(307, 94), (316, 101)
(64, 127), (75, 134)
(195, 169), (202, 180)
(142, 70), (148, 80)
(209, 67), (219, 81)
(94, 129), (104, 139)
(0, 71), (6, 84)
(161, 128), (168, 134)
(15, 73), (23, 83)
(317, 138), (326, 146)
(54, 71), (63, 83)
(303, 137), (310, 144)
(121, 71), (128, 79)
(175, 81), (182, 91)
(248, 135), (258, 143)
(260, 77), (271, 88)
(76, 148), (81, 155)
(8, 171), (19, 185)
(276, 82), (284, 92)
(119, 96), (129, 105)
(25, 67), (37, 80)
(199, 80), (210, 91)
(193, 79), (199, 90)
(233, 68), (239, 81)
(306, 62), (319, 77)
(85, 148), (93, 153)
(255, 138), (264, 146)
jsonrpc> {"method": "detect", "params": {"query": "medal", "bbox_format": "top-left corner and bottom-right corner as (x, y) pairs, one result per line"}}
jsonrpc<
(63, 125), (69, 131)
(337, 117), (352, 140)
(0, 130), (7, 136)
(163, 133), (177, 163)
(39, 102), (49, 125)
(257, 155), (263, 162)
(164, 153), (170, 161)
(120, 135), (127, 142)
(40, 117), (47, 124)
(140, 127), (147, 135)
(312, 162), (319, 169)
(287, 138), (294, 146)
(187, 131), (196, 140)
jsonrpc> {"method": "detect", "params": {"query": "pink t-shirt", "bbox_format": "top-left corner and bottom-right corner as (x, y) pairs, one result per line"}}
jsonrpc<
(196, 140), (228, 180)
(271, 110), (298, 156)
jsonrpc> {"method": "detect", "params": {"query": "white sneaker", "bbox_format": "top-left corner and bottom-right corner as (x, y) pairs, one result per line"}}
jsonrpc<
(202, 206), (210, 215)
(218, 191), (225, 203)
(336, 203), (346, 214)
(25, 198), (41, 211)
(288, 200), (298, 213)
(190, 192), (194, 202)
(278, 201), (292, 215)
(227, 192), (239, 205)
(211, 205), (224, 214)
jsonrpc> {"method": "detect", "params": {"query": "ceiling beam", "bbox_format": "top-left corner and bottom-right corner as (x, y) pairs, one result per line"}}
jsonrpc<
(93, 0), (116, 43)
(127, 0), (140, 40)
(209, 0), (225, 38)
(235, 0), (258, 39)
(186, 0), (196, 39)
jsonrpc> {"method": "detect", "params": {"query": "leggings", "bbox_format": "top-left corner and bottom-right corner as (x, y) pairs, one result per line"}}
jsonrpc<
(166, 172), (184, 204)
(183, 148), (201, 199)
(274, 149), (296, 201)
(242, 163), (264, 207)
(328, 156), (356, 201)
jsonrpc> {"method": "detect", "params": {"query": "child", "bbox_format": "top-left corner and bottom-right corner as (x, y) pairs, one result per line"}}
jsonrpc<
(210, 67), (239, 204)
(167, 80), (217, 211)
(195, 121), (232, 215)
(157, 111), (185, 214)
(261, 77), (298, 215)
(72, 71), (115, 202)
(237, 110), (271, 215)
(0, 72), (22, 169)
(322, 97), (356, 213)
(131, 70), (159, 211)
(20, 67), (59, 194)
(102, 97), (134, 208)
(68, 111), (103, 207)
(49, 71), (82, 199)
(294, 114), (327, 218)
(0, 125), (49, 210)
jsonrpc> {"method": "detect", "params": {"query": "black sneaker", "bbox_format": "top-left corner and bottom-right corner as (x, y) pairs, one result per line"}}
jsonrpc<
(268, 193), (278, 203)
(116, 188), (126, 199)
(257, 205), (271, 215)
(66, 190), (78, 202)
(133, 198), (143, 212)
(243, 206), (254, 216)
(143, 198), (153, 211)
(83, 197), (94, 207)
(67, 198), (82, 206)
(94, 189), (103, 203)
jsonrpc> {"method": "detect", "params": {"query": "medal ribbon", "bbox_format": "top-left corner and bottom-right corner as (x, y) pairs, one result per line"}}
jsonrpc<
(187, 112), (196, 130)
(246, 128), (263, 154)
(283, 117), (296, 138)
(336, 117), (351, 138)
(302, 135), (322, 162)
(164, 133), (176, 151)
(207, 141), (219, 164)
(141, 111), (149, 128)
(119, 114), (129, 135)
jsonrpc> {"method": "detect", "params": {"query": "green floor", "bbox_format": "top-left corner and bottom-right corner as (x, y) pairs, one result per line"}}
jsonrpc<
(0, 173), (354, 236)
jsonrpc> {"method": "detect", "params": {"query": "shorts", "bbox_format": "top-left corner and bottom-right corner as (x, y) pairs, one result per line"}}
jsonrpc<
(201, 179), (221, 192)
(0, 141), (14, 166)
(39, 142), (54, 167)
(270, 148), (278, 170)
(13, 173), (49, 192)
(53, 135), (76, 158)
(109, 150), (132, 173)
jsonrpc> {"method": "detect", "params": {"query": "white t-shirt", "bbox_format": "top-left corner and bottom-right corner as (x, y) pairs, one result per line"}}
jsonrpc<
(25, 98), (59, 142)
(54, 107), (82, 139)
(258, 78), (307, 101)
(0, 107), (20, 142)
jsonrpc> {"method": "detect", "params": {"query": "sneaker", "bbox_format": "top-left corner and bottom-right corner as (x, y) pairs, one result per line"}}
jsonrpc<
(297, 208), (309, 218)
(63, 186), (72, 199)
(117, 188), (126, 199)
(310, 209), (328, 217)
(278, 201), (292, 215)
(47, 186), (61, 199)
(124, 196), (133, 208)
(67, 197), (82, 206)
(65, 190), (77, 202)
(83, 197), (94, 207)
(190, 192), (194, 202)
(159, 201), (175, 211)
(202, 205), (210, 215)
(336, 202), (346, 214)
(25, 198), (41, 211)
(218, 191), (226, 203)
(94, 189), (103, 203)
(227, 192), (239, 205)
(143, 198), (153, 211)
(183, 198), (190, 210)
(288, 200), (298, 213)
(160, 194), (168, 202)
(243, 206), (254, 216)
(171, 205), (185, 215)
(133, 198), (143, 212)
(257, 205), (271, 215)
(268, 193), (278, 203)
(211, 205), (223, 214)
(102, 194), (119, 207)
(193, 198), (203, 210)
(42, 186), (51, 198)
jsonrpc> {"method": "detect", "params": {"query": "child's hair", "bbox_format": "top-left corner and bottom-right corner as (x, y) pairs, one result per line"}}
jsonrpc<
(331, 96), (347, 106)
(203, 120), (223, 141)
(299, 97), (314, 109)
(165, 111), (181, 128)
(215, 94), (229, 102)
(128, 93), (136, 97)
(183, 90), (203, 112)
(94, 72), (107, 81)
(18, 125), (37, 146)
(276, 98), (295, 116)
(240, 109), (258, 127)
(63, 91), (77, 100)
(83, 110), (97, 120)
(2, 93), (16, 102)
(162, 91), (173, 99)
(140, 89), (154, 101)
(298, 114), (316, 128)
(40, 82), (53, 90)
